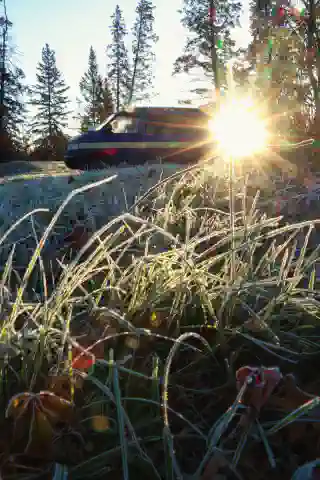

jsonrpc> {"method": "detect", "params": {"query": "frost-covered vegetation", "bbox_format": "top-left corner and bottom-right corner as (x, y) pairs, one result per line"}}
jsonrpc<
(0, 162), (319, 480)
(0, 164), (182, 270)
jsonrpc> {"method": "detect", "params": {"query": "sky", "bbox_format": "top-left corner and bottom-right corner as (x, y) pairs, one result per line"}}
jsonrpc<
(6, 0), (252, 133)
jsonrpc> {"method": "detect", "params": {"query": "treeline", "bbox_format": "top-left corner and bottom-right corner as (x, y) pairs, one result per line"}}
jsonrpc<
(0, 0), (319, 162)
(0, 0), (157, 161)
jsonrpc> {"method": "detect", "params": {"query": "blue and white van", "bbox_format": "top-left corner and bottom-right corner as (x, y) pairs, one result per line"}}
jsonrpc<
(64, 106), (209, 170)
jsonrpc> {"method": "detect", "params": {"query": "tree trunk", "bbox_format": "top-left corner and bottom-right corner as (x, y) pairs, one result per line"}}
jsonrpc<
(306, 0), (320, 134)
(209, 0), (220, 97)
(116, 37), (120, 112)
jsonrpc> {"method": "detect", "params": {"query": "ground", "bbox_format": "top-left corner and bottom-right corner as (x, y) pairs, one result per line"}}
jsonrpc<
(0, 160), (69, 178)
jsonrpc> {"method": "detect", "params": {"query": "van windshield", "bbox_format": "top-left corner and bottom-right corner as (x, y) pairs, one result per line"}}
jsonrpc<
(95, 113), (116, 131)
(96, 112), (139, 133)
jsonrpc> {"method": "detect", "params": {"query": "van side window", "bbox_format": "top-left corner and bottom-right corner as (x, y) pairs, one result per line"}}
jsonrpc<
(144, 122), (172, 135)
(144, 120), (202, 137)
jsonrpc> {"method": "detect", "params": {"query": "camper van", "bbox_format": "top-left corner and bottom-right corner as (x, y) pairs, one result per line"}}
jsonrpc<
(64, 106), (209, 170)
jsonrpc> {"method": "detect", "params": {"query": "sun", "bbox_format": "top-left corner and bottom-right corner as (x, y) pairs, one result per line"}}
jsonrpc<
(209, 96), (269, 159)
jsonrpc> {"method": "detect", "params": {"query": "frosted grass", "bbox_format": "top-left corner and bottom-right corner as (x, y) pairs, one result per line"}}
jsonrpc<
(0, 164), (183, 269)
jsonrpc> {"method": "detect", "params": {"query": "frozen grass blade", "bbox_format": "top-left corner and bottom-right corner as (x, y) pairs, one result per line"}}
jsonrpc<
(112, 361), (129, 480)
(162, 332), (212, 428)
(9, 175), (117, 325)
(231, 428), (249, 468)
(0, 208), (49, 249)
(82, 372), (161, 479)
(161, 332), (213, 480)
(70, 439), (159, 479)
(163, 424), (182, 480)
(52, 464), (68, 480)
(151, 353), (160, 406)
(256, 420), (276, 469)
(195, 383), (248, 478)
(267, 396), (320, 436)
(121, 397), (206, 439)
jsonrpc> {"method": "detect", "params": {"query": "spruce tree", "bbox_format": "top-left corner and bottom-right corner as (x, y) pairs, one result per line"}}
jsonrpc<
(79, 46), (113, 131)
(0, 2), (26, 157)
(4, 65), (26, 150)
(173, 0), (242, 97)
(29, 43), (70, 158)
(128, 0), (158, 103)
(107, 5), (131, 111)
(99, 78), (114, 120)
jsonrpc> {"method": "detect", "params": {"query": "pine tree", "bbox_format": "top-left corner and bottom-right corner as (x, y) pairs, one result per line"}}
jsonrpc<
(173, 0), (242, 98)
(29, 43), (70, 158)
(0, 1), (26, 157)
(0, 4), (9, 146)
(79, 46), (113, 131)
(4, 65), (27, 150)
(128, 0), (158, 103)
(107, 5), (131, 111)
(99, 78), (114, 120)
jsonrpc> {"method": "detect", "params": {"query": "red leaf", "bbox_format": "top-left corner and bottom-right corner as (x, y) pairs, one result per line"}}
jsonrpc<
(236, 366), (282, 412)
(71, 347), (95, 370)
(71, 340), (104, 370)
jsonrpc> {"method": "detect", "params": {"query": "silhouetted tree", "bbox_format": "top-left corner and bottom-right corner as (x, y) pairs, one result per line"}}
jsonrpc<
(247, 0), (318, 136)
(29, 43), (70, 159)
(79, 46), (113, 131)
(173, 0), (242, 99)
(107, 5), (131, 111)
(0, 1), (9, 150)
(128, 0), (158, 103)
(299, 0), (320, 134)
(5, 66), (27, 149)
(0, 1), (26, 158)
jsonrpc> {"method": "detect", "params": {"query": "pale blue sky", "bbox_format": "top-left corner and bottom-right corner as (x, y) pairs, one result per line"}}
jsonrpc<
(7, 0), (252, 131)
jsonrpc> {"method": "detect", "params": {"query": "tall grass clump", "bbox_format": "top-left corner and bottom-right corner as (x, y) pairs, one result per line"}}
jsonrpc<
(0, 162), (319, 479)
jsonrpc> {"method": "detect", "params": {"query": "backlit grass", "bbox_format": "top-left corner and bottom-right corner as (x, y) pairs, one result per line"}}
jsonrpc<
(0, 161), (319, 479)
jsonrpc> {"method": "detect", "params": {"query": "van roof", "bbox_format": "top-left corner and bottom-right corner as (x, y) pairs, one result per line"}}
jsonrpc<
(133, 106), (207, 116)
(96, 106), (208, 131)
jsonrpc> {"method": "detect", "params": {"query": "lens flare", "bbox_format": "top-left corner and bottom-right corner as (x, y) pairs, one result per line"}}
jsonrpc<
(209, 96), (269, 159)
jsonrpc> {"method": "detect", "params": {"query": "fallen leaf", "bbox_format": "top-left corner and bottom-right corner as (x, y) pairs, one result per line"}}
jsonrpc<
(6, 391), (74, 426)
(236, 366), (283, 413)
(47, 374), (84, 400)
(6, 391), (74, 458)
(38, 391), (74, 425)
